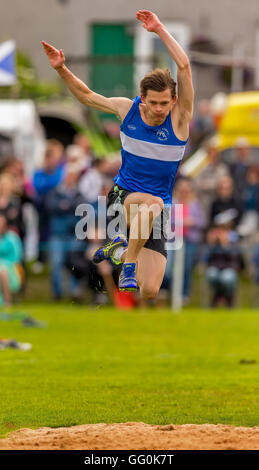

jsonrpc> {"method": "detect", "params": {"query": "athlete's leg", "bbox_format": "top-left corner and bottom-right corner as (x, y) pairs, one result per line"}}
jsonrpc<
(93, 189), (165, 293)
(93, 190), (163, 266)
(135, 247), (167, 300)
(123, 192), (164, 263)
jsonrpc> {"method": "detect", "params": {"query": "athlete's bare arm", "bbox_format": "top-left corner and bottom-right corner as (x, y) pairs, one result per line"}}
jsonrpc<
(136, 11), (194, 130)
(42, 41), (132, 121)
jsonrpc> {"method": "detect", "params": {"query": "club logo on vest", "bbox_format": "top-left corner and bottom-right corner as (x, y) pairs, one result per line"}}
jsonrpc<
(156, 128), (169, 141)
(128, 124), (136, 131)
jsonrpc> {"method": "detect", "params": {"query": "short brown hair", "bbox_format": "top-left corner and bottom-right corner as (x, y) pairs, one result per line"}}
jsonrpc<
(140, 68), (176, 98)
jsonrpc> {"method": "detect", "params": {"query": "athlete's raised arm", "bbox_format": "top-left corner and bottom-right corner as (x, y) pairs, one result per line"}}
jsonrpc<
(41, 41), (132, 121)
(136, 10), (194, 122)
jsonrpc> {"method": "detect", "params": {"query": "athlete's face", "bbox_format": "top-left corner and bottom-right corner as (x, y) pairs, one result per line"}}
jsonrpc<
(141, 88), (176, 123)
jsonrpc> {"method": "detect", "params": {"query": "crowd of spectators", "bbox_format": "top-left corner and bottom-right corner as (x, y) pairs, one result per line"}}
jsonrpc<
(0, 133), (132, 308)
(170, 136), (259, 308)
(0, 125), (258, 309)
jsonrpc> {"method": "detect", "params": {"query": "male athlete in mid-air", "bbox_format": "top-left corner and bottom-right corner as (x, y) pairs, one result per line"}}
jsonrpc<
(42, 10), (194, 299)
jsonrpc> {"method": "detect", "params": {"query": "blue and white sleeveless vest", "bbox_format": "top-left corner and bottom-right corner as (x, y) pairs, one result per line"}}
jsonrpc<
(114, 96), (188, 205)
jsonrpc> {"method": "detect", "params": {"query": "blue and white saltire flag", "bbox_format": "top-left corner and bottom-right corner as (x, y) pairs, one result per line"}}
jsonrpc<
(0, 40), (16, 86)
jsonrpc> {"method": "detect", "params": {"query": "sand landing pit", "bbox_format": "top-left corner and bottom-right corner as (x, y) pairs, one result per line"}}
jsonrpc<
(0, 422), (259, 450)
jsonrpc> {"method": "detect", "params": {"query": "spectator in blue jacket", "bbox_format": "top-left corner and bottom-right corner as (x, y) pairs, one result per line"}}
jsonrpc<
(33, 140), (65, 266)
(45, 167), (85, 300)
(33, 139), (65, 195)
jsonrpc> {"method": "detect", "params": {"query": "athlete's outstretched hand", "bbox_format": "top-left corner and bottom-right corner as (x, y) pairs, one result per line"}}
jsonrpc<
(136, 10), (162, 33)
(42, 41), (65, 70)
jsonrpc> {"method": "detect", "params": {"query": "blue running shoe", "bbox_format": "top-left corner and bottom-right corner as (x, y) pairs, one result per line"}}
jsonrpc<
(119, 263), (137, 291)
(92, 234), (128, 266)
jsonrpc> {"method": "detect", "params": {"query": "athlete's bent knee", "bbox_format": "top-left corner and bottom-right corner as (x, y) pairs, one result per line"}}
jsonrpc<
(147, 196), (164, 211)
(140, 284), (160, 300)
(144, 196), (163, 219)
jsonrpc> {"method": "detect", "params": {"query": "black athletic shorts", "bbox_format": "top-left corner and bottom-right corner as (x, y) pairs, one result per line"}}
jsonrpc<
(107, 184), (168, 259)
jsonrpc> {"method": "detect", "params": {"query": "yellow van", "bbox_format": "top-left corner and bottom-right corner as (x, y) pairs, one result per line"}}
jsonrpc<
(181, 91), (259, 177)
(218, 91), (259, 149)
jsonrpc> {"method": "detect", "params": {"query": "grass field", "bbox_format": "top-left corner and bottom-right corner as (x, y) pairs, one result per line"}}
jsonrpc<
(0, 304), (259, 439)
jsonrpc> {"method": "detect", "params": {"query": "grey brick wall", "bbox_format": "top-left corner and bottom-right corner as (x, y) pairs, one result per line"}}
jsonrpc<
(1, 0), (258, 99)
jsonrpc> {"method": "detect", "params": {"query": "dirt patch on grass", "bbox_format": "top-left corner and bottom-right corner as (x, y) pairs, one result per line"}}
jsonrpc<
(0, 422), (258, 450)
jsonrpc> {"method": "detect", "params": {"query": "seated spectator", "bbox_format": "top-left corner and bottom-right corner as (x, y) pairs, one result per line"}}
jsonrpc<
(229, 137), (252, 201)
(237, 166), (259, 237)
(164, 178), (206, 305)
(73, 133), (94, 171)
(195, 138), (229, 219)
(204, 225), (244, 307)
(210, 176), (243, 229)
(0, 214), (23, 306)
(3, 158), (35, 262)
(65, 144), (86, 175)
(45, 167), (85, 300)
(79, 158), (111, 212)
(66, 225), (136, 309)
(0, 173), (24, 240)
(3, 157), (34, 201)
(242, 166), (259, 213)
(67, 226), (116, 304)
